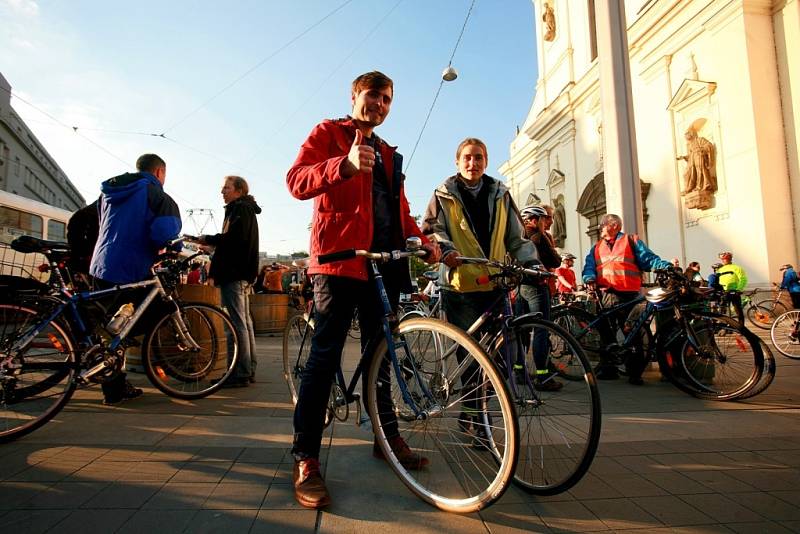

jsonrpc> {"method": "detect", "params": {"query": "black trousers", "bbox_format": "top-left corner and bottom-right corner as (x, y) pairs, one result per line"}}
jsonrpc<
(292, 272), (401, 459)
(598, 290), (647, 378)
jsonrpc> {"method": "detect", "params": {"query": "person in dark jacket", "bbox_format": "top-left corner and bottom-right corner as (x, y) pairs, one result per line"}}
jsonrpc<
(90, 153), (182, 405)
(197, 175), (261, 387)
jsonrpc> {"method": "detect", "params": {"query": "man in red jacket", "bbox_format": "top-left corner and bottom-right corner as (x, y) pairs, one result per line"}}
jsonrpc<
(286, 71), (439, 509)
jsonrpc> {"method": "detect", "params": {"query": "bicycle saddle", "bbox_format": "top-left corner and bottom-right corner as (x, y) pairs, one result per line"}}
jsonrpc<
(11, 235), (71, 255)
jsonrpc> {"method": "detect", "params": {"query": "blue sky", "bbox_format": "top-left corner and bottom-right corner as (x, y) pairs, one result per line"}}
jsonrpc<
(1, 0), (537, 254)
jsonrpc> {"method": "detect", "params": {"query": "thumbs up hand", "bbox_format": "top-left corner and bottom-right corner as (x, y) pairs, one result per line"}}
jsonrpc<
(341, 129), (376, 178)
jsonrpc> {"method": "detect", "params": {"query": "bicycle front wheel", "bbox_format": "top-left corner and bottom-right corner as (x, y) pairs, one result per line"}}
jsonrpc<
(746, 304), (780, 330)
(771, 310), (800, 359)
(143, 303), (239, 399)
(366, 317), (518, 513)
(495, 317), (601, 494)
(282, 313), (314, 404)
(679, 315), (763, 400)
(0, 303), (77, 443)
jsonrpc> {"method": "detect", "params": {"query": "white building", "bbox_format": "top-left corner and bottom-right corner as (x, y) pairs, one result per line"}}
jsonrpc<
(500, 0), (799, 285)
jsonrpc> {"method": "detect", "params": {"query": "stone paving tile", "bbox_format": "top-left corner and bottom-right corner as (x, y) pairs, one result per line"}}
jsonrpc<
(0, 481), (52, 509)
(780, 520), (800, 533)
(642, 471), (712, 494)
(238, 447), (288, 463)
(221, 462), (279, 484)
(726, 492), (800, 521)
(683, 470), (760, 493)
(261, 483), (305, 510)
(97, 446), (155, 462)
(116, 509), (197, 533)
(612, 455), (671, 474)
(479, 502), (551, 533)
(676, 494), (765, 523)
(721, 451), (792, 469)
(599, 474), (669, 497)
(581, 498), (661, 531)
(191, 446), (245, 462)
(24, 481), (108, 509)
(724, 521), (796, 533)
(124, 461), (184, 483)
(51, 508), (135, 534)
(632, 495), (717, 526)
(202, 482), (268, 509)
(148, 446), (201, 462)
(143, 482), (218, 510)
(587, 456), (635, 476)
(170, 460), (233, 483)
(82, 481), (163, 509)
(569, 473), (625, 500)
(772, 490), (800, 507)
(58, 446), (111, 463)
(529, 500), (608, 532)
(8, 460), (89, 482)
(66, 459), (137, 482)
(185, 509), (258, 532)
(0, 509), (71, 533)
(251, 509), (318, 534)
(755, 449), (800, 467)
(724, 468), (800, 491)
(0, 453), (35, 480)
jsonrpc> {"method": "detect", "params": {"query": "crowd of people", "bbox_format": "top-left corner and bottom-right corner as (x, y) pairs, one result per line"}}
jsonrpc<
(66, 70), (800, 511)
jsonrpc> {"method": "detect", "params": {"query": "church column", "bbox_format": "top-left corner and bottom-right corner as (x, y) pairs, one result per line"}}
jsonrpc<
(594, 0), (644, 235)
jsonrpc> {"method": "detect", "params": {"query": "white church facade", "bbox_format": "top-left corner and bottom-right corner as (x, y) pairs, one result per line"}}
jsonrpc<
(500, 0), (800, 286)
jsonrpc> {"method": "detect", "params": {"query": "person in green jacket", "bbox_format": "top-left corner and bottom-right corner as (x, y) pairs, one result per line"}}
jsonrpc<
(716, 251), (747, 324)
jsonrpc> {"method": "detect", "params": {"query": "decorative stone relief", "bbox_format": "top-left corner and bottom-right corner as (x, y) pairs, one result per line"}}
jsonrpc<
(677, 125), (717, 210)
(543, 2), (556, 42)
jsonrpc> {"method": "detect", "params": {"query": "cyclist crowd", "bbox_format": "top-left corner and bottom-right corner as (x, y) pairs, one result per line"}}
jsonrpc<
(64, 70), (800, 511)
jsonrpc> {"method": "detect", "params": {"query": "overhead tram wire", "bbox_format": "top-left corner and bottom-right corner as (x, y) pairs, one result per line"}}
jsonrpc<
(3, 87), (202, 210)
(405, 0), (477, 174)
(158, 0), (355, 137)
(242, 0), (405, 167)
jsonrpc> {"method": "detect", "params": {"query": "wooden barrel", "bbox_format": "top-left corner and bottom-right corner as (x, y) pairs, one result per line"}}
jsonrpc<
(177, 284), (221, 306)
(250, 293), (289, 334)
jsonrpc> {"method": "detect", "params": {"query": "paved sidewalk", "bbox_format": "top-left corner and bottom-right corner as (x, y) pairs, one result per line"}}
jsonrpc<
(1, 334), (799, 533)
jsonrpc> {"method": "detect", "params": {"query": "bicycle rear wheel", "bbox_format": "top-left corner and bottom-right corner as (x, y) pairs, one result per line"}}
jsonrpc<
(746, 304), (780, 330)
(495, 317), (601, 494)
(366, 317), (518, 513)
(0, 303), (77, 443)
(283, 313), (314, 404)
(771, 310), (800, 359)
(143, 303), (239, 399)
(551, 307), (603, 377)
(679, 315), (763, 401)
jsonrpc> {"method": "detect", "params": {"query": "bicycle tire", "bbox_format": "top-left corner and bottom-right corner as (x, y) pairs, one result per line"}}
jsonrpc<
(143, 302), (239, 399)
(551, 306), (604, 376)
(366, 317), (518, 513)
(771, 310), (800, 359)
(0, 303), (78, 443)
(678, 314), (763, 401)
(736, 338), (776, 400)
(283, 313), (314, 404)
(493, 316), (601, 494)
(746, 304), (780, 330)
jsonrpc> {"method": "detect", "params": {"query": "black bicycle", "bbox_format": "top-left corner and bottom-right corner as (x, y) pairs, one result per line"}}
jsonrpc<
(0, 235), (240, 443)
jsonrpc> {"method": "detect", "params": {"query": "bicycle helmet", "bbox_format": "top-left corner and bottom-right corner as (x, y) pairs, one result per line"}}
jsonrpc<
(718, 251), (733, 260)
(520, 205), (547, 220)
(780, 264), (793, 271)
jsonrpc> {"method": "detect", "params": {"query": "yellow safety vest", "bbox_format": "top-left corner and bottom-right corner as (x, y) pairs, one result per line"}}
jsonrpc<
(439, 192), (508, 292)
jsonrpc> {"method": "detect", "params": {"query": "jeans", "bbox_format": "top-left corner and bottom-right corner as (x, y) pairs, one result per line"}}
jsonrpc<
(519, 283), (552, 375)
(220, 280), (256, 380)
(292, 273), (401, 459)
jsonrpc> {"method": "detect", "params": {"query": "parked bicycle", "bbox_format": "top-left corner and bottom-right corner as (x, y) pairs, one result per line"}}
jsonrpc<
(282, 238), (518, 513)
(552, 268), (767, 401)
(0, 235), (240, 443)
(771, 309), (800, 359)
(454, 256), (601, 495)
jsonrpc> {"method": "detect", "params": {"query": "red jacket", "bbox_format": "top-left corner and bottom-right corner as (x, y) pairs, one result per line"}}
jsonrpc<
(287, 118), (427, 281)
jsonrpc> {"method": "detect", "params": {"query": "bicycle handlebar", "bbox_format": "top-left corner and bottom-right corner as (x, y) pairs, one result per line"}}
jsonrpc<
(455, 257), (555, 278)
(318, 248), (427, 265)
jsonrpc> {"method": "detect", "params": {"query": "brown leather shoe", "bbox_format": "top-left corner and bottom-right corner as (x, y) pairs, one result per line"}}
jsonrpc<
(373, 436), (430, 470)
(293, 458), (330, 509)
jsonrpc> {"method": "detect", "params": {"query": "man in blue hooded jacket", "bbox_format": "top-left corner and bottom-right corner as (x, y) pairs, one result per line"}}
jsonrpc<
(90, 153), (182, 404)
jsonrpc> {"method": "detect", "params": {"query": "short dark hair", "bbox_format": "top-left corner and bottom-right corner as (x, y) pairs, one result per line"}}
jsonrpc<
(136, 153), (166, 174)
(225, 175), (249, 196)
(352, 71), (393, 97)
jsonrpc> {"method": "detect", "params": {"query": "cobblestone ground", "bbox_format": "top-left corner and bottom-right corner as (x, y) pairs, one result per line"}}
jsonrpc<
(1, 332), (799, 533)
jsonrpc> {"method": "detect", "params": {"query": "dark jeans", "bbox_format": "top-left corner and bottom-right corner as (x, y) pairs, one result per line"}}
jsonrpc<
(518, 283), (552, 374)
(598, 290), (645, 377)
(292, 273), (401, 459)
(790, 292), (800, 310)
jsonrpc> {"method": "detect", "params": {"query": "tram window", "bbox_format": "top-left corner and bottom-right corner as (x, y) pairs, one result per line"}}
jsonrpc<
(0, 206), (43, 243)
(47, 219), (66, 241)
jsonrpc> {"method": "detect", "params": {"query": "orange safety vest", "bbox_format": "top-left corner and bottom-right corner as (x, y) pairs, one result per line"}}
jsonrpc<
(594, 234), (641, 292)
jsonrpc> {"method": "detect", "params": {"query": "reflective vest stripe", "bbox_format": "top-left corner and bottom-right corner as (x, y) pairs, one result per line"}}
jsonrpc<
(594, 235), (641, 292)
(440, 193), (508, 292)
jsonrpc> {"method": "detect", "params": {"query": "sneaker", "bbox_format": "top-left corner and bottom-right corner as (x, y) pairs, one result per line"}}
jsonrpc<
(373, 436), (430, 470)
(103, 380), (143, 405)
(293, 458), (330, 509)
(534, 377), (564, 391)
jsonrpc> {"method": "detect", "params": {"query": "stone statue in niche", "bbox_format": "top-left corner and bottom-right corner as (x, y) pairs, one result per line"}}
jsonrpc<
(543, 3), (556, 42)
(677, 126), (717, 210)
